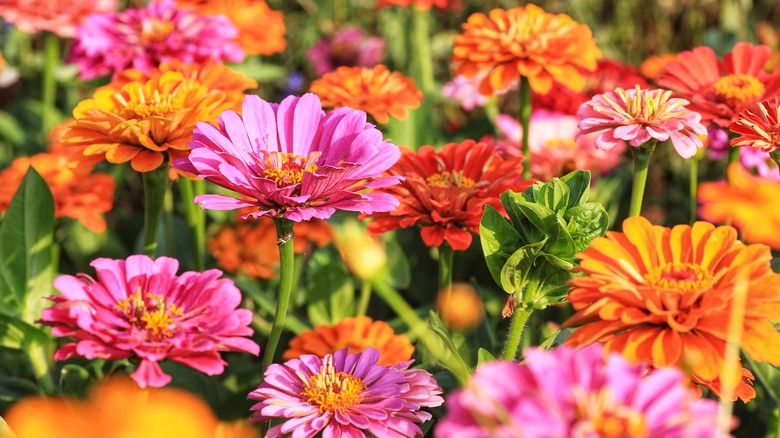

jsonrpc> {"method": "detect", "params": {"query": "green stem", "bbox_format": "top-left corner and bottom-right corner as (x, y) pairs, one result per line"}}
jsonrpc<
(628, 142), (656, 217)
(518, 76), (532, 179)
(356, 281), (372, 316)
(178, 178), (205, 270)
(262, 218), (296, 370)
(41, 32), (59, 133)
(438, 242), (454, 294)
(774, 405), (780, 438)
(411, 7), (435, 96)
(502, 305), (532, 360)
(689, 155), (699, 225)
(484, 96), (501, 134)
(141, 166), (170, 257)
(28, 343), (54, 393)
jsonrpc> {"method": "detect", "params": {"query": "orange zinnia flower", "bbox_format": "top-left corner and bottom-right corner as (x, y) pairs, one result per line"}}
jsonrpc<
(175, 0), (285, 56)
(452, 5), (601, 96)
(375, 0), (460, 10)
(62, 71), (231, 172)
(310, 65), (422, 124)
(0, 150), (114, 233)
(283, 316), (414, 366)
(639, 53), (677, 82)
(658, 42), (780, 128)
(698, 164), (780, 250)
(563, 216), (780, 401)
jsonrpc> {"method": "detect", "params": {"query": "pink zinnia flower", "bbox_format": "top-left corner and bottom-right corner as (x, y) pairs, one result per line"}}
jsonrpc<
(69, 0), (244, 80)
(174, 93), (402, 222)
(248, 347), (443, 437)
(436, 345), (723, 438)
(307, 27), (386, 76)
(441, 74), (515, 111)
(576, 86), (707, 158)
(40, 255), (260, 388)
(0, 0), (117, 38)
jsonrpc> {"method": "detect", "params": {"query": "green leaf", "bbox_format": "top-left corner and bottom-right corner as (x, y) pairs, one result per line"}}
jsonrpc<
(560, 170), (592, 208)
(500, 190), (543, 244)
(307, 263), (355, 325)
(566, 203), (610, 253)
(427, 312), (472, 383)
(479, 205), (522, 287)
(515, 203), (557, 235)
(477, 348), (495, 366)
(500, 241), (545, 294)
(537, 178), (569, 213)
(0, 314), (49, 349)
(520, 261), (575, 309)
(544, 215), (577, 260)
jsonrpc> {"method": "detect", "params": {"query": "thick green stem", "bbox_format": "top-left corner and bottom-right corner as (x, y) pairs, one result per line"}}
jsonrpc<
(518, 77), (532, 179)
(141, 166), (170, 257)
(41, 32), (59, 133)
(628, 142), (656, 217)
(178, 178), (205, 270)
(356, 281), (372, 316)
(689, 155), (699, 225)
(412, 7), (435, 96)
(502, 304), (532, 360)
(28, 343), (54, 393)
(438, 242), (454, 294)
(262, 218), (296, 370)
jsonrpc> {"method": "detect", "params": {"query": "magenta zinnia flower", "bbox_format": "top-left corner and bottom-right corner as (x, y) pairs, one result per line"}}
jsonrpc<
(69, 0), (244, 80)
(40, 255), (260, 388)
(436, 345), (723, 438)
(248, 347), (443, 437)
(174, 93), (402, 222)
(307, 27), (386, 76)
(576, 85), (707, 158)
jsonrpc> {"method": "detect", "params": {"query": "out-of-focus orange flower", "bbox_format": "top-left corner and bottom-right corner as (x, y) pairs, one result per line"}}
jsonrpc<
(0, 150), (114, 233)
(436, 283), (483, 331)
(375, 0), (460, 10)
(62, 71), (231, 173)
(283, 316), (414, 366)
(5, 378), (258, 438)
(0, 0), (116, 38)
(334, 218), (387, 281)
(698, 164), (780, 250)
(563, 216), (780, 402)
(208, 217), (332, 279)
(310, 65), (422, 124)
(640, 53), (677, 82)
(452, 5), (601, 96)
(175, 0), (286, 56)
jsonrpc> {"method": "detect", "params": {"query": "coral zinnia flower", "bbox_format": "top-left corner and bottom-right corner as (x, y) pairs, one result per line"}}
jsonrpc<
(658, 42), (780, 128)
(562, 216), (780, 401)
(452, 5), (601, 96)
(208, 217), (332, 279)
(283, 316), (414, 366)
(248, 347), (443, 437)
(63, 71), (231, 173)
(69, 0), (244, 80)
(307, 27), (386, 76)
(576, 86), (707, 158)
(5, 378), (259, 438)
(375, 0), (460, 10)
(0, 0), (116, 38)
(175, 0), (285, 56)
(435, 345), (722, 437)
(310, 65), (422, 124)
(699, 164), (780, 250)
(174, 93), (402, 222)
(363, 140), (529, 250)
(729, 97), (780, 155)
(0, 151), (114, 233)
(40, 255), (260, 388)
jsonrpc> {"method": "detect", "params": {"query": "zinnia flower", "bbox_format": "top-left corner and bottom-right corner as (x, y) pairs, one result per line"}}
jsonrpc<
(0, 0), (116, 37)
(0, 150), (114, 233)
(699, 163), (780, 249)
(63, 71), (231, 172)
(576, 86), (707, 158)
(248, 347), (443, 437)
(436, 283), (484, 331)
(452, 5), (601, 95)
(175, 0), (286, 56)
(69, 0), (244, 80)
(441, 75), (489, 111)
(173, 93), (403, 222)
(562, 216), (780, 401)
(283, 316), (414, 366)
(307, 27), (386, 76)
(640, 53), (677, 82)
(658, 42), (780, 127)
(333, 217), (387, 280)
(363, 140), (530, 250)
(310, 65), (422, 124)
(738, 146), (779, 180)
(729, 97), (780, 157)
(40, 255), (260, 388)
(375, 0), (460, 10)
(435, 345), (722, 437)
(5, 378), (259, 438)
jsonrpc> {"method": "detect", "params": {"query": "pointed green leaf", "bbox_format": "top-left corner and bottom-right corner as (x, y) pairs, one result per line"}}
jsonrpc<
(566, 203), (610, 253)
(480, 205), (522, 286)
(537, 178), (569, 213)
(500, 241), (545, 294)
(560, 170), (591, 208)
(500, 190), (543, 244)
(515, 203), (557, 234)
(477, 348), (495, 366)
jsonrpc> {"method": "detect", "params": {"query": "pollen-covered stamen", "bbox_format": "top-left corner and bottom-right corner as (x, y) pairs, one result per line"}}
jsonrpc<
(427, 171), (476, 188)
(643, 262), (713, 292)
(114, 87), (184, 120)
(262, 152), (321, 187)
(714, 74), (765, 105)
(573, 388), (649, 438)
(601, 86), (684, 124)
(300, 355), (366, 413)
(114, 290), (184, 341)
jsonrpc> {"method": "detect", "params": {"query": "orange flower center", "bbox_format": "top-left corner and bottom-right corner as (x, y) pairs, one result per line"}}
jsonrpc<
(574, 389), (648, 438)
(115, 90), (184, 120)
(713, 74), (765, 105)
(426, 171), (476, 188)
(643, 263), (712, 292)
(301, 358), (365, 413)
(141, 18), (175, 44)
(261, 152), (319, 187)
(115, 291), (184, 341)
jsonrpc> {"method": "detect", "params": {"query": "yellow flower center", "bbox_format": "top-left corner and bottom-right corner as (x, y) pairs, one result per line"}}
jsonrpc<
(300, 358), (366, 413)
(544, 138), (578, 150)
(713, 74), (765, 105)
(426, 171), (476, 188)
(115, 90), (184, 120)
(574, 389), (648, 438)
(643, 262), (712, 292)
(115, 291), (184, 341)
(261, 152), (319, 187)
(140, 18), (175, 44)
